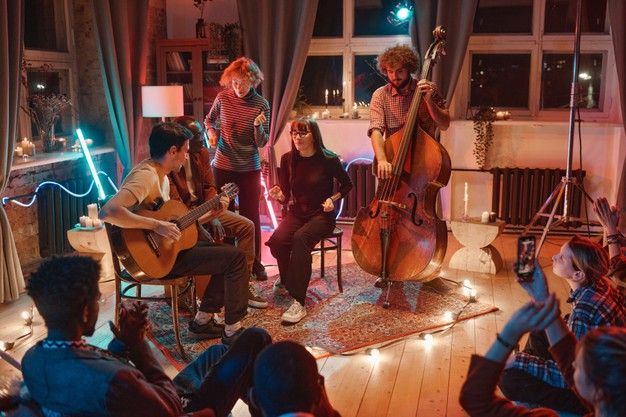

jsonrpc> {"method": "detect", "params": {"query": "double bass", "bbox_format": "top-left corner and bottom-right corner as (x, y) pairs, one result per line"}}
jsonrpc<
(351, 27), (450, 286)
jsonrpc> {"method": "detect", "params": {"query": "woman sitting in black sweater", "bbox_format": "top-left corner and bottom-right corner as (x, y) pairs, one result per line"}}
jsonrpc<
(267, 117), (352, 324)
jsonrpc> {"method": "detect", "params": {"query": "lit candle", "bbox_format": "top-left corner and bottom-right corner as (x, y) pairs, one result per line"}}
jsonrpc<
(15, 146), (23, 157)
(324, 89), (329, 105)
(481, 211), (490, 223)
(463, 182), (469, 218)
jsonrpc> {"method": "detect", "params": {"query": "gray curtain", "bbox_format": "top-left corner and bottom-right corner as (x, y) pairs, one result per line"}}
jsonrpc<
(608, 0), (626, 225)
(411, 0), (478, 103)
(0, 0), (25, 302)
(237, 0), (318, 184)
(92, 0), (150, 176)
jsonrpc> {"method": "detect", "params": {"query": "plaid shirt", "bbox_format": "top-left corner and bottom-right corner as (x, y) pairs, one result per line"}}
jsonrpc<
(367, 78), (446, 139)
(511, 276), (626, 388)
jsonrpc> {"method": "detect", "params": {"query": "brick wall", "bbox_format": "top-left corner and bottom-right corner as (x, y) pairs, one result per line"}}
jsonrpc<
(3, 151), (116, 274)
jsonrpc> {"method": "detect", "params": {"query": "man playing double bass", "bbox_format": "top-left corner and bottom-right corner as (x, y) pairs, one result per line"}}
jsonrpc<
(366, 44), (450, 288)
(368, 44), (450, 180)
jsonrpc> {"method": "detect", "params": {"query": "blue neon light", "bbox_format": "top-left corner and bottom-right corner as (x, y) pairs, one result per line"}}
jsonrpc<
(1, 172), (118, 208)
(77, 129), (106, 200)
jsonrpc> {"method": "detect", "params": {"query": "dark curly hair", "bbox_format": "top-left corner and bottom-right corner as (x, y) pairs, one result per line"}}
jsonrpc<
(579, 327), (626, 416)
(26, 256), (100, 329)
(376, 44), (420, 75)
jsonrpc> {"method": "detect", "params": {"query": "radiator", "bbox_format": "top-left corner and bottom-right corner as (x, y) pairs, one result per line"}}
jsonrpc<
(490, 167), (586, 226)
(38, 178), (100, 257)
(339, 161), (376, 219)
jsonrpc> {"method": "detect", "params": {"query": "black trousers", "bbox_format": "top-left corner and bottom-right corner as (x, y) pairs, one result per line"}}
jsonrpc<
(498, 331), (587, 415)
(266, 212), (335, 305)
(214, 167), (263, 270)
(174, 327), (271, 417)
(168, 241), (248, 325)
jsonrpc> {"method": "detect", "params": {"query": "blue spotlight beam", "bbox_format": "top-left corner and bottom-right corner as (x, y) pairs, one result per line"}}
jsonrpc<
(76, 129), (106, 201)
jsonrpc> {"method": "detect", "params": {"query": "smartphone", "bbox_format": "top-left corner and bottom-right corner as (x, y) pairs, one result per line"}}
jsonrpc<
(516, 235), (536, 281)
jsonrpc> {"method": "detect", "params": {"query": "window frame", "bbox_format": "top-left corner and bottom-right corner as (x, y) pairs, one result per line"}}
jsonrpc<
(306, 0), (411, 118)
(19, 0), (78, 141)
(450, 0), (616, 122)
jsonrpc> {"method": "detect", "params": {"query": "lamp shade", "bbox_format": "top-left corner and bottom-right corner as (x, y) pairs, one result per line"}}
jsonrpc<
(141, 86), (184, 118)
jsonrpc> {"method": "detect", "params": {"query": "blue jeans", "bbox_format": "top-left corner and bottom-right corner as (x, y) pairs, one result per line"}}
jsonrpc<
(173, 327), (271, 417)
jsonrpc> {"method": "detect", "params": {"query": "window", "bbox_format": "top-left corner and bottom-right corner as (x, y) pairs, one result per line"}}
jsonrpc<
(299, 0), (411, 116)
(454, 0), (613, 120)
(20, 0), (77, 140)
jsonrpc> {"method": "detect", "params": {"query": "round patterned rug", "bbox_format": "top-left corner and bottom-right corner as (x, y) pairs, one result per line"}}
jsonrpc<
(147, 263), (498, 369)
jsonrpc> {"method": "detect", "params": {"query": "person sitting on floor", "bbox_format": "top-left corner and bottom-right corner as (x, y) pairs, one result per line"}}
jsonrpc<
(100, 122), (249, 342)
(460, 293), (626, 417)
(168, 115), (267, 309)
(266, 117), (352, 324)
(498, 237), (626, 415)
(21, 255), (271, 417)
(251, 340), (341, 417)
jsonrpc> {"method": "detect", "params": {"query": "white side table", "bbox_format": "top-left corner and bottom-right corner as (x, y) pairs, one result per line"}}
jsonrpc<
(449, 218), (505, 274)
(66, 226), (114, 281)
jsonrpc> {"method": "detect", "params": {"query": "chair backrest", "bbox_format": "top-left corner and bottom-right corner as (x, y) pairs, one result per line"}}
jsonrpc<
(103, 223), (128, 280)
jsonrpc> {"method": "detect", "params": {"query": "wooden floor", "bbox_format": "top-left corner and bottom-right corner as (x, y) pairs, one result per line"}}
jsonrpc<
(0, 226), (574, 417)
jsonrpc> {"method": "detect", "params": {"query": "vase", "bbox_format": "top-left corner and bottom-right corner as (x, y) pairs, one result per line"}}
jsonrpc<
(41, 124), (56, 153)
(196, 18), (206, 38)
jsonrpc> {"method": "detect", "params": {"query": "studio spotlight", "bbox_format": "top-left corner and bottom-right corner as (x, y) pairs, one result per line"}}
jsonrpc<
(388, 2), (413, 26)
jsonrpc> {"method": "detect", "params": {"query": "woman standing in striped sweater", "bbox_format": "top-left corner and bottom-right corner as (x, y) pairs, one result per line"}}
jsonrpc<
(205, 57), (270, 281)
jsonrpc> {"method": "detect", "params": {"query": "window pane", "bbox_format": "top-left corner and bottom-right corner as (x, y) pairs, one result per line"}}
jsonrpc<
(299, 56), (343, 106)
(24, 0), (67, 51)
(313, 0), (343, 37)
(470, 54), (531, 108)
(541, 53), (602, 109)
(26, 67), (72, 136)
(544, 0), (607, 33)
(354, 0), (410, 37)
(354, 55), (387, 105)
(473, 0), (532, 34)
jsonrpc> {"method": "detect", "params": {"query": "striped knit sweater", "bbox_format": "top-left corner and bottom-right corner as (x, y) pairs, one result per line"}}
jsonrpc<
(205, 88), (270, 172)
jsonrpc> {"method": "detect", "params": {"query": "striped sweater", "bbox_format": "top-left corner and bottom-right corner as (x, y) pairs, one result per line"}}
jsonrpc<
(205, 88), (270, 172)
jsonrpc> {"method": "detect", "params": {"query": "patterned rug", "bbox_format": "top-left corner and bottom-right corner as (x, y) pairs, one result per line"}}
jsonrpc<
(147, 263), (498, 369)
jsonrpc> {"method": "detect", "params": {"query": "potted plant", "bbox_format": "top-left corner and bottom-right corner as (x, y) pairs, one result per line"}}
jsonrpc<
(193, 0), (213, 38)
(471, 106), (510, 170)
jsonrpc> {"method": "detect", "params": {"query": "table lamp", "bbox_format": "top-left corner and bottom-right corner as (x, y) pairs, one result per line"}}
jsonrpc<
(141, 85), (184, 121)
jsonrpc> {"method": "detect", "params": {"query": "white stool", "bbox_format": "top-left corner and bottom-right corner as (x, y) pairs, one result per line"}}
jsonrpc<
(449, 218), (505, 274)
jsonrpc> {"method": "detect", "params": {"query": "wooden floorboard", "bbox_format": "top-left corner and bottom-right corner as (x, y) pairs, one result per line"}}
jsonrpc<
(0, 227), (573, 417)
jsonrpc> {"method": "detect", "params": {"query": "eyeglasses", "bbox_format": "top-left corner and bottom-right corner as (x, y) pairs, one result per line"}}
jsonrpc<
(289, 130), (310, 138)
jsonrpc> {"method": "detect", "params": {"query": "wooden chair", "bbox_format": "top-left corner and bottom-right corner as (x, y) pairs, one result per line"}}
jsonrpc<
(313, 226), (344, 292)
(104, 224), (196, 357)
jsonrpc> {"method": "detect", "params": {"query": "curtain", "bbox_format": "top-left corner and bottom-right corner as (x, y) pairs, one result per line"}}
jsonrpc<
(608, 0), (626, 225)
(92, 0), (150, 176)
(237, 0), (318, 185)
(411, 0), (478, 104)
(0, 0), (25, 302)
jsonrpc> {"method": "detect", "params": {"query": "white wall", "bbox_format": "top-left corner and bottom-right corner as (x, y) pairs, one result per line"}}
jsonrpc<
(272, 119), (626, 222)
(166, 0), (239, 39)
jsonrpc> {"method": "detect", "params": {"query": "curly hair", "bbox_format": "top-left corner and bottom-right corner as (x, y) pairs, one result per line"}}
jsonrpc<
(567, 235), (609, 284)
(26, 256), (101, 329)
(219, 56), (264, 88)
(579, 327), (626, 416)
(376, 44), (420, 75)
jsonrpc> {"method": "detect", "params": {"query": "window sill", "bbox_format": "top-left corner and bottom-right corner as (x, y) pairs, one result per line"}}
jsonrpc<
(10, 146), (116, 172)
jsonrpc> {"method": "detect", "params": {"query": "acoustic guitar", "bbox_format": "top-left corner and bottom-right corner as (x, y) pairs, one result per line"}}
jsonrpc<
(109, 183), (239, 280)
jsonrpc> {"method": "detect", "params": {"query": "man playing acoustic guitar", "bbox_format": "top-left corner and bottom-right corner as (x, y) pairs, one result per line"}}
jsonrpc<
(100, 122), (249, 343)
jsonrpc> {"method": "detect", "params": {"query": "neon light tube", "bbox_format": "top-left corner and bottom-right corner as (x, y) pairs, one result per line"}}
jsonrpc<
(76, 129), (106, 200)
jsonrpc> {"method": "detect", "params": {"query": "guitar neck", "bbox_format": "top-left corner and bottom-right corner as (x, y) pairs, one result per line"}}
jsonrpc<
(176, 193), (225, 229)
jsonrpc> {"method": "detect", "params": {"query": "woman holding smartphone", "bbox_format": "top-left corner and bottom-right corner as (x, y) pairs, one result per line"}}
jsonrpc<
(500, 236), (626, 414)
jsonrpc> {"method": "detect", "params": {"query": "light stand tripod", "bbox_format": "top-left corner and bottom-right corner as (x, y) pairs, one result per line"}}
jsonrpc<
(522, 0), (599, 254)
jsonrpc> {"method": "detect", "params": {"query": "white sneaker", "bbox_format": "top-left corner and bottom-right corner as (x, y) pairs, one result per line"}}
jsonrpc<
(281, 300), (307, 323)
(273, 278), (288, 296)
